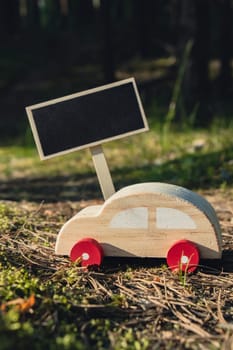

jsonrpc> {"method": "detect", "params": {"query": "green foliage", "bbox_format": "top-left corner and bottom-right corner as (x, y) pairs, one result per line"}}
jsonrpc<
(0, 264), (39, 300)
(1, 122), (233, 203)
(114, 329), (149, 350)
(0, 309), (34, 350)
(0, 203), (25, 233)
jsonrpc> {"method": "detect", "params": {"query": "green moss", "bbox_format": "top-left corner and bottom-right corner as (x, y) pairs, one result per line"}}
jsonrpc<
(0, 203), (25, 233)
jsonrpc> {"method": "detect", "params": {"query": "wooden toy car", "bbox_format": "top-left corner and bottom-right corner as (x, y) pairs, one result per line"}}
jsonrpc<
(55, 182), (222, 272)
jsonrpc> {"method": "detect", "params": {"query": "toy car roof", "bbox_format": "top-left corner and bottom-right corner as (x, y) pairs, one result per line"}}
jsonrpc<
(103, 182), (221, 244)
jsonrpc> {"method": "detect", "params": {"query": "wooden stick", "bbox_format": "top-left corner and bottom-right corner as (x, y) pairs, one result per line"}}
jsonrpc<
(90, 145), (115, 200)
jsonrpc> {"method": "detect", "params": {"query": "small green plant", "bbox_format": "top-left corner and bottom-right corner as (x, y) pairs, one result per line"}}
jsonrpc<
(177, 253), (196, 287)
(178, 265), (188, 288)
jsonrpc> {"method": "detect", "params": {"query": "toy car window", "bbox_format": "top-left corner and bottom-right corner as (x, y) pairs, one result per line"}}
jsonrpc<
(156, 208), (196, 229)
(110, 207), (148, 229)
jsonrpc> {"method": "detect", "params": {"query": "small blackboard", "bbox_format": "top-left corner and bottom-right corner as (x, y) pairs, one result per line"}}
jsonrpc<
(26, 78), (148, 160)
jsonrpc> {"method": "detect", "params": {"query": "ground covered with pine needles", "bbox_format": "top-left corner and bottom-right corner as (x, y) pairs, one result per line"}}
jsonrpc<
(0, 189), (233, 350)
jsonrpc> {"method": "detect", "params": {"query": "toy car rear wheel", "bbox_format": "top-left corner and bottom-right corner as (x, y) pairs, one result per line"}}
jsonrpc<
(166, 239), (200, 273)
(70, 238), (104, 267)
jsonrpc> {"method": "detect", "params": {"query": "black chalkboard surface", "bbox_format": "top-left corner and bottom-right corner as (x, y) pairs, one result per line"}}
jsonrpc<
(26, 78), (148, 159)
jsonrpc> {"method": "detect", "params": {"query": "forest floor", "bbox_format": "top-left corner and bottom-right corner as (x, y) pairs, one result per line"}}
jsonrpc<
(0, 126), (233, 349)
(0, 191), (233, 350)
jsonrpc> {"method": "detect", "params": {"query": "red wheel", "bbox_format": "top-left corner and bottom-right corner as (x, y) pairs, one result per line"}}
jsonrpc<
(70, 238), (104, 267)
(166, 240), (200, 273)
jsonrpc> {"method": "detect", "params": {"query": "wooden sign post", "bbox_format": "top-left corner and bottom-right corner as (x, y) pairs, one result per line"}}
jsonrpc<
(26, 78), (148, 199)
(90, 145), (115, 200)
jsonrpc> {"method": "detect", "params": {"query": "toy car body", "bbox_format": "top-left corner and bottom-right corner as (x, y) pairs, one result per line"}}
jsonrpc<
(55, 183), (222, 271)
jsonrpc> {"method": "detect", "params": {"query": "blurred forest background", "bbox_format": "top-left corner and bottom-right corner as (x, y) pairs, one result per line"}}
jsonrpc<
(0, 0), (232, 142)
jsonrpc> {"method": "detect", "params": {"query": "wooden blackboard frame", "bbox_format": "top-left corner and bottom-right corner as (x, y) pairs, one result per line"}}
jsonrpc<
(26, 77), (149, 160)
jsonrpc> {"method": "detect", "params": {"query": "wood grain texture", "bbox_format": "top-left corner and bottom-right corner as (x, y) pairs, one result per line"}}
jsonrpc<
(90, 145), (115, 200)
(55, 183), (222, 259)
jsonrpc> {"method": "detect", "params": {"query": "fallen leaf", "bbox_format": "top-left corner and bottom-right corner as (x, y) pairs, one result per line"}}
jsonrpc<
(0, 294), (35, 313)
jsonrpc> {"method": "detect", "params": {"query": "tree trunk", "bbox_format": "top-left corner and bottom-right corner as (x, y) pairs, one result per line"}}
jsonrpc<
(26, 0), (40, 30)
(133, 0), (158, 58)
(0, 0), (20, 37)
(193, 0), (211, 124)
(100, 0), (115, 83)
(219, 0), (232, 97)
(194, 0), (210, 99)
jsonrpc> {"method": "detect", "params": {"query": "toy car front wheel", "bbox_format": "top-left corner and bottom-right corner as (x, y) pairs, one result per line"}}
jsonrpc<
(166, 239), (200, 273)
(70, 238), (104, 267)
